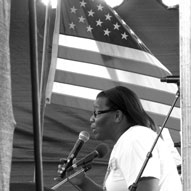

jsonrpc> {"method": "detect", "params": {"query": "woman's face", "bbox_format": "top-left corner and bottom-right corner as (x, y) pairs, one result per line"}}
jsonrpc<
(90, 96), (116, 141)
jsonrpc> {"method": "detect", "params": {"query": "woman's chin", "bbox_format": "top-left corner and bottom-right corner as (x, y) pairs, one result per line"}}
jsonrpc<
(93, 132), (101, 140)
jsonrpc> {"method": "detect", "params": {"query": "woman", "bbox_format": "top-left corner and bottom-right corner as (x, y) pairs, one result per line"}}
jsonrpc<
(60, 86), (182, 191)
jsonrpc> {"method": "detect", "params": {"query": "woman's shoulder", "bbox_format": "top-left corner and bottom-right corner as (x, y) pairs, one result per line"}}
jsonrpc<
(116, 125), (158, 148)
(124, 125), (156, 137)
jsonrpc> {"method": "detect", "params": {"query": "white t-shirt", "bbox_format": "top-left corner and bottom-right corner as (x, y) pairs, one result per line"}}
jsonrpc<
(161, 128), (181, 166)
(104, 125), (182, 191)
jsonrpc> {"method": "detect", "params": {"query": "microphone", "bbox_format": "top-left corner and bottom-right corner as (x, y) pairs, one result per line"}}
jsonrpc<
(60, 131), (90, 178)
(68, 143), (109, 171)
(160, 75), (179, 84)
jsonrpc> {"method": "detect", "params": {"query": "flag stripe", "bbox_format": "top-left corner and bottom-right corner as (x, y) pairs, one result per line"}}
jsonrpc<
(58, 45), (168, 78)
(58, 34), (171, 76)
(54, 69), (180, 107)
(55, 58), (177, 93)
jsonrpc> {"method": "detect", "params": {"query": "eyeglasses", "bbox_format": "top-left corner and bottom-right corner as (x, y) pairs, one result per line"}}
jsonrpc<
(93, 109), (116, 118)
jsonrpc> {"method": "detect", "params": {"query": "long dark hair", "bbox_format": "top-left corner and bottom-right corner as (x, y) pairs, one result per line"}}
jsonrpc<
(97, 86), (157, 132)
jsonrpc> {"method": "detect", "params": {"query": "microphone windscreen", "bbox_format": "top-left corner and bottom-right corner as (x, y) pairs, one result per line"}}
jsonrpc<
(96, 143), (109, 158)
(79, 131), (90, 142)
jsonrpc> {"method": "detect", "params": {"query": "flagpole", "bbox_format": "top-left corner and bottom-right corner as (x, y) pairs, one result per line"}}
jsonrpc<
(39, 1), (55, 135)
(28, 0), (44, 191)
(40, 2), (51, 100)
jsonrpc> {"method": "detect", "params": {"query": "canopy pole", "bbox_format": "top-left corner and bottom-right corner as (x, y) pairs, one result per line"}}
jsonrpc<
(179, 0), (191, 190)
(28, 0), (44, 191)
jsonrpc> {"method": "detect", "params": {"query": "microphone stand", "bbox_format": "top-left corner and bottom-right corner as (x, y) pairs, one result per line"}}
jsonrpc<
(51, 164), (92, 190)
(130, 86), (180, 191)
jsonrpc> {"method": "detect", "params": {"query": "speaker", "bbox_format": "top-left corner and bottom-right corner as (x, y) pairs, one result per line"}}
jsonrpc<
(10, 183), (53, 191)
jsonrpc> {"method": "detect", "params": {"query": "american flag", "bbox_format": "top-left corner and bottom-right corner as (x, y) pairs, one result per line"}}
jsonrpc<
(45, 0), (180, 141)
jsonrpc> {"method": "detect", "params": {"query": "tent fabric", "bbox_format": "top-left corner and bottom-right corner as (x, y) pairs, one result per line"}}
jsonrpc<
(10, 0), (180, 190)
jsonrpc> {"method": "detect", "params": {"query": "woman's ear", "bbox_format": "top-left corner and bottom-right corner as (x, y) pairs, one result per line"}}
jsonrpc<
(115, 110), (123, 123)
